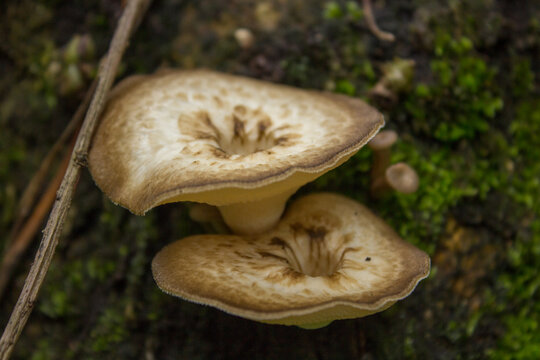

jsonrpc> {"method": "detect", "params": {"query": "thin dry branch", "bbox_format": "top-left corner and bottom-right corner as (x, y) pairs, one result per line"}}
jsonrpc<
(362, 0), (396, 42)
(0, 1), (152, 358)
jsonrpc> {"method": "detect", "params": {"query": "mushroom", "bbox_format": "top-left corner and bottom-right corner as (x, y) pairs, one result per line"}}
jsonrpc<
(368, 129), (397, 183)
(88, 70), (384, 234)
(371, 162), (420, 198)
(152, 193), (430, 329)
(234, 28), (255, 49)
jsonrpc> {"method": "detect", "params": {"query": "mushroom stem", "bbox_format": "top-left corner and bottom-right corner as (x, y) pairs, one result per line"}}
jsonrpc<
(188, 203), (229, 234)
(371, 146), (391, 184)
(371, 162), (419, 198)
(370, 174), (392, 198)
(218, 188), (298, 235)
(368, 130), (398, 190)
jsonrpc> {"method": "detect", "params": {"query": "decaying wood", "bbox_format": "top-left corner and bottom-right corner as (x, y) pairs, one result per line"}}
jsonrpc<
(0, 1), (152, 358)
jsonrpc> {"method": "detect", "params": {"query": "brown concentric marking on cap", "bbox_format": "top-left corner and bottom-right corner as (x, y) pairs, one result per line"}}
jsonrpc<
(152, 193), (430, 325)
(257, 117), (272, 141)
(88, 70), (384, 214)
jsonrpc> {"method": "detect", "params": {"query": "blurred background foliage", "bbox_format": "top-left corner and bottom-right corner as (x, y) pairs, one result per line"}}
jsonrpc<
(1, 0), (539, 359)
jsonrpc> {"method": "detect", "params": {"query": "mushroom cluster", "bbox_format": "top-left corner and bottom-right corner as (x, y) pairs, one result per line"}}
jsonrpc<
(88, 69), (429, 328)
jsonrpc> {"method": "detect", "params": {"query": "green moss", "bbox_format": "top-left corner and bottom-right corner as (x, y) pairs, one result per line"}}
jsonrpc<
(492, 310), (540, 360)
(510, 58), (535, 97)
(378, 145), (481, 252)
(334, 79), (356, 95)
(39, 260), (85, 318)
(507, 101), (540, 210)
(30, 339), (58, 360)
(89, 306), (129, 353)
(323, 1), (362, 21)
(323, 2), (343, 20)
(280, 2), (374, 93)
(405, 35), (503, 142)
(488, 98), (540, 358)
(310, 147), (372, 200)
(490, 221), (540, 359)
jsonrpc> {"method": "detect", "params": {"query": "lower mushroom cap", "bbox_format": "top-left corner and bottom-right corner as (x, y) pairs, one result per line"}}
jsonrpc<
(152, 193), (430, 327)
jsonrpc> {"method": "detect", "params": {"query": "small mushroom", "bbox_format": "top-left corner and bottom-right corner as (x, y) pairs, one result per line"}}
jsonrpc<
(368, 129), (397, 184)
(234, 28), (255, 49)
(88, 70), (384, 234)
(371, 162), (419, 198)
(152, 193), (430, 329)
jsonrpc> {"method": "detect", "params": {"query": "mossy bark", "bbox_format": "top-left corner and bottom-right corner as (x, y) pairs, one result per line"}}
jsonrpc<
(1, 0), (539, 359)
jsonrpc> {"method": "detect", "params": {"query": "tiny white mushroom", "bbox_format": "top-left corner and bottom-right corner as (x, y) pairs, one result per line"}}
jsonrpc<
(371, 162), (420, 198)
(234, 28), (255, 49)
(89, 70), (384, 234)
(152, 193), (430, 329)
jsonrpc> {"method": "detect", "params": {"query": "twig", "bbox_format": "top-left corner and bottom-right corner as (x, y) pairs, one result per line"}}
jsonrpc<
(362, 0), (395, 42)
(5, 78), (97, 250)
(0, 1), (152, 358)
(0, 136), (74, 301)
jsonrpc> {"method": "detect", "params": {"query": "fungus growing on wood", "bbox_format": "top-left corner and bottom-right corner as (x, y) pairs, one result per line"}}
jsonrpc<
(152, 193), (430, 329)
(88, 70), (384, 234)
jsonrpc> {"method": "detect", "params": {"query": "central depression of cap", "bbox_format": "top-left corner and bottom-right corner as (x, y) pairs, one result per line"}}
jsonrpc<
(89, 70), (384, 214)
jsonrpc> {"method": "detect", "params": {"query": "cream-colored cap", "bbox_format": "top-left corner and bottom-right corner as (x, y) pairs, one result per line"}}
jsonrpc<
(152, 193), (430, 328)
(89, 70), (384, 215)
(385, 162), (419, 194)
(368, 129), (398, 151)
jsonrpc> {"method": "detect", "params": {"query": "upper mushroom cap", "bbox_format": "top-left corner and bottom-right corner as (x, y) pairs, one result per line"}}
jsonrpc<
(152, 193), (430, 328)
(88, 70), (384, 214)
